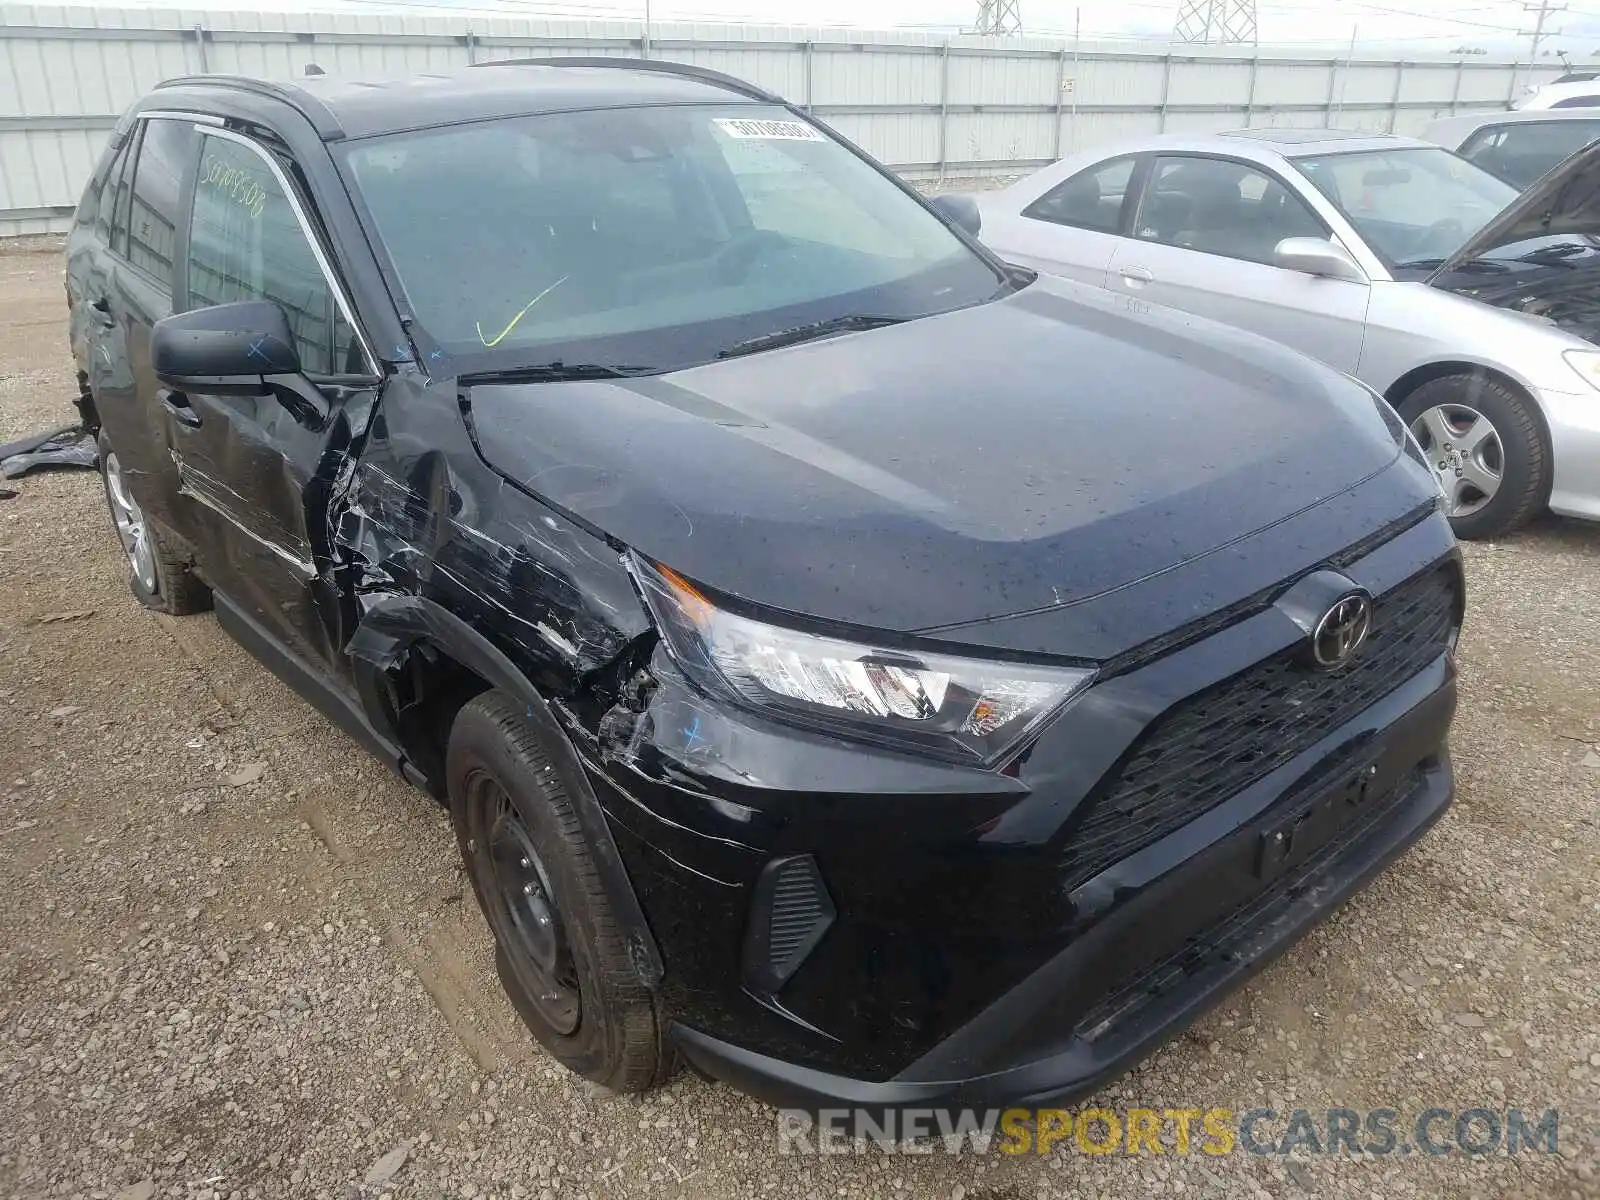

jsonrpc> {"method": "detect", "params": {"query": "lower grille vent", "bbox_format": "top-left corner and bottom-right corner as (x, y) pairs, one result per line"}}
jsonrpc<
(742, 855), (836, 993)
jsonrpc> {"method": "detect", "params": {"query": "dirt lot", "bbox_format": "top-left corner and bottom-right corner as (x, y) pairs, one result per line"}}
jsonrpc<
(1, 242), (1597, 1200)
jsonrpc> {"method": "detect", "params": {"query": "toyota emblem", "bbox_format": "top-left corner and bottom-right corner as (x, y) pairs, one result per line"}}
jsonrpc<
(1310, 592), (1372, 669)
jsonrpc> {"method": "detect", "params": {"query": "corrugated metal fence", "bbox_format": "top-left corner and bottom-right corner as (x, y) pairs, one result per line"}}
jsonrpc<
(1, 3), (1556, 236)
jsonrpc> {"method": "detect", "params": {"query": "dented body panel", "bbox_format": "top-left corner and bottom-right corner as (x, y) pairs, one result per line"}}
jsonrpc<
(65, 62), (1464, 1113)
(172, 382), (379, 668)
(342, 372), (648, 691)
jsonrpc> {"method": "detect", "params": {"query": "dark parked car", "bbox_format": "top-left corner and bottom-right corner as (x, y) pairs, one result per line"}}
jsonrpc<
(67, 59), (1462, 1112)
(1423, 108), (1600, 189)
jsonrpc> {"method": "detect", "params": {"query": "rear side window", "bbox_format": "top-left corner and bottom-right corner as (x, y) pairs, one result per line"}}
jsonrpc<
(187, 134), (354, 376)
(127, 118), (198, 287)
(110, 126), (138, 257)
(95, 139), (130, 238)
(1023, 157), (1137, 233)
(1459, 120), (1600, 188)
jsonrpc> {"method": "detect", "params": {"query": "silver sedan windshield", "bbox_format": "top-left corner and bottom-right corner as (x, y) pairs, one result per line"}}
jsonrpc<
(1291, 147), (1517, 268)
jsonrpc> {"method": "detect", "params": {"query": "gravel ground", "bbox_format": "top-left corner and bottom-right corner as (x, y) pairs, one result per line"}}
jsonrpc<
(1, 241), (1597, 1200)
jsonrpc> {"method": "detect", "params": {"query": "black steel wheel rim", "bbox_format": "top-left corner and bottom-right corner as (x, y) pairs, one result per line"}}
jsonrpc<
(469, 770), (581, 1035)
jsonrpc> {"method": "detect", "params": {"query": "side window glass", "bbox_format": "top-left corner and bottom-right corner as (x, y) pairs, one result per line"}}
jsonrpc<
(1551, 95), (1600, 109)
(188, 135), (345, 376)
(111, 125), (140, 257)
(128, 119), (198, 288)
(331, 309), (359, 374)
(1137, 156), (1325, 266)
(1023, 157), (1136, 233)
(95, 141), (130, 238)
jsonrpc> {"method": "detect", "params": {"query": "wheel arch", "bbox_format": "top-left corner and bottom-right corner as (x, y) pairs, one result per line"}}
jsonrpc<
(346, 595), (665, 988)
(1383, 360), (1554, 447)
(1384, 359), (1555, 535)
(75, 369), (101, 432)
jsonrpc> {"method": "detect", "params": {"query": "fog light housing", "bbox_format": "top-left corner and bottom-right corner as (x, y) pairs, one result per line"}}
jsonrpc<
(742, 855), (835, 994)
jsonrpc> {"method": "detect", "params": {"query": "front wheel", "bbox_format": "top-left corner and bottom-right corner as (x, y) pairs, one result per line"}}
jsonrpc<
(1396, 374), (1550, 540)
(447, 691), (671, 1092)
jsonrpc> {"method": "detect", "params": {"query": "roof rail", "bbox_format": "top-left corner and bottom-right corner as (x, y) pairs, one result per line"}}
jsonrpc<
(152, 74), (346, 139)
(475, 56), (781, 105)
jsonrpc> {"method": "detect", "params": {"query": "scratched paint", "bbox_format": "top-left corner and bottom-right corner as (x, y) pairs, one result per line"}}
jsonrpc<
(334, 374), (647, 692)
(174, 456), (316, 575)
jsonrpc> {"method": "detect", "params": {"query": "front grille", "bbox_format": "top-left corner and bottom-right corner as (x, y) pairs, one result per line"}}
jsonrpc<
(1058, 564), (1457, 893)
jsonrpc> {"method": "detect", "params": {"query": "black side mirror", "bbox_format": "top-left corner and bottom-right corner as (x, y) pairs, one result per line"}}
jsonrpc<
(929, 193), (982, 237)
(151, 300), (330, 428)
(151, 300), (302, 394)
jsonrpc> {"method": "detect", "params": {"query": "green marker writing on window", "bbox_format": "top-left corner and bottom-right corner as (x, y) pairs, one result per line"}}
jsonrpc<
(476, 276), (570, 348)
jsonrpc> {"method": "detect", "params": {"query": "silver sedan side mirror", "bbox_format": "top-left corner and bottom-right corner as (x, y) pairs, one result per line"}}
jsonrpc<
(1273, 237), (1367, 283)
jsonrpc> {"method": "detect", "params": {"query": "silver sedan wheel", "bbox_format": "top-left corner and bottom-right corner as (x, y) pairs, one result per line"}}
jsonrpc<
(103, 451), (158, 595)
(1410, 403), (1503, 518)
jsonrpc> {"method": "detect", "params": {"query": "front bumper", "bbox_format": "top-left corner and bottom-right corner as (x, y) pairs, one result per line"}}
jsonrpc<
(670, 703), (1452, 1112)
(1540, 384), (1600, 521)
(570, 516), (1461, 1111)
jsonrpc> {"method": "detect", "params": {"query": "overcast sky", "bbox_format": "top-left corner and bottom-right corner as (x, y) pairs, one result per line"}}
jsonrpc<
(111, 0), (1600, 55)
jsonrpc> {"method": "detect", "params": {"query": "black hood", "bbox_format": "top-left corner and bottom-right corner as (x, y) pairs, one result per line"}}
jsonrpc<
(1427, 139), (1600, 342)
(464, 275), (1410, 638)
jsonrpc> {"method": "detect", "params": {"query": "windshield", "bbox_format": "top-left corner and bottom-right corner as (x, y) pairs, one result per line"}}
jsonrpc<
(1291, 147), (1518, 270)
(341, 104), (1004, 372)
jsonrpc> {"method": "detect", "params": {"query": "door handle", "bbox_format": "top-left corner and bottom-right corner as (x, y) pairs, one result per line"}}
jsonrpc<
(1118, 265), (1154, 286)
(159, 388), (202, 428)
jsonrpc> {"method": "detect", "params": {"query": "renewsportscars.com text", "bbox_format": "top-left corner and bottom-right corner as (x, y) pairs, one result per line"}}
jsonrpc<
(777, 1106), (1561, 1157)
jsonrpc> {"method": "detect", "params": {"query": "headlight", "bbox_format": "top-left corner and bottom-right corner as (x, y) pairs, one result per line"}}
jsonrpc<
(632, 558), (1093, 764)
(1564, 349), (1600, 391)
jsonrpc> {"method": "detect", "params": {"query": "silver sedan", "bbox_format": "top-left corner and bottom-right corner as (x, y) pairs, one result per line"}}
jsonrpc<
(969, 129), (1600, 538)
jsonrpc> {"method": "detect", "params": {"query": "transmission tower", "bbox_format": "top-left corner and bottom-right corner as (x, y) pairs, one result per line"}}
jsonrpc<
(1172, 0), (1258, 45)
(973, 0), (1022, 36)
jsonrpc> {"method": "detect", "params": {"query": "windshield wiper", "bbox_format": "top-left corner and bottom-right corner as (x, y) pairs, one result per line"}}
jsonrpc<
(716, 314), (907, 360)
(457, 362), (660, 384)
(1402, 240), (1595, 274)
(1512, 242), (1591, 268)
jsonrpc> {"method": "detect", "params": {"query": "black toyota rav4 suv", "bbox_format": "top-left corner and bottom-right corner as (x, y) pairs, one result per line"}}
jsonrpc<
(67, 59), (1461, 1110)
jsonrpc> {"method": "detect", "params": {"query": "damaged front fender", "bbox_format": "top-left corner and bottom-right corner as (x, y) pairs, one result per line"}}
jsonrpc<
(333, 374), (650, 695)
(346, 594), (666, 990)
(331, 372), (664, 989)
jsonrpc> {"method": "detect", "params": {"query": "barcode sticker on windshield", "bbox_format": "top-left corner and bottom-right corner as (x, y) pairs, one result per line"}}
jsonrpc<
(714, 117), (825, 141)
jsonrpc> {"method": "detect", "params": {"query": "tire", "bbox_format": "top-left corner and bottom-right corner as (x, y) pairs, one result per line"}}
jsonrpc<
(96, 431), (211, 614)
(447, 690), (671, 1092)
(1395, 373), (1550, 540)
